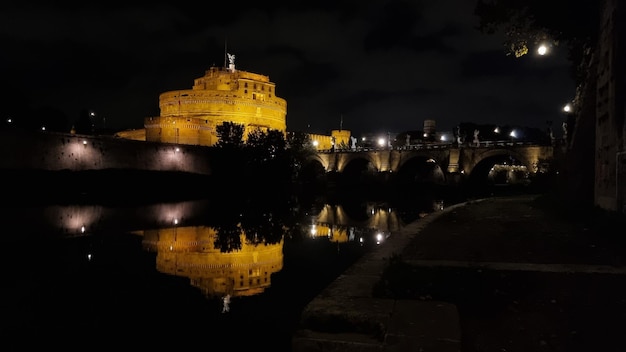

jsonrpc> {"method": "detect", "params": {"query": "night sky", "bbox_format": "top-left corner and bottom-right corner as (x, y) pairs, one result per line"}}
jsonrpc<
(1, 1), (576, 137)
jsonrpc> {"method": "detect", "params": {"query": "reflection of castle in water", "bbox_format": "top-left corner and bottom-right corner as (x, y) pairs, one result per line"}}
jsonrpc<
(20, 198), (441, 301)
(141, 226), (283, 299)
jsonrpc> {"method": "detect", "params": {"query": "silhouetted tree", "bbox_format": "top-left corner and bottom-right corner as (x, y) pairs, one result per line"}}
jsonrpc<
(244, 128), (292, 192)
(212, 122), (246, 191)
(215, 121), (245, 149)
(240, 208), (285, 246)
(246, 128), (287, 164)
(474, 0), (599, 85)
(213, 224), (243, 253)
(74, 109), (94, 135)
(286, 131), (317, 180)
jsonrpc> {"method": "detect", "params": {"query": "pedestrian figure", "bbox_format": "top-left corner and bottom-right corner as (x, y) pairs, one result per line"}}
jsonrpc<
(222, 294), (231, 313)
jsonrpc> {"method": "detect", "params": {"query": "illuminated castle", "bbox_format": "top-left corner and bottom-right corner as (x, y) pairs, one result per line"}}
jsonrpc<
(144, 53), (287, 146)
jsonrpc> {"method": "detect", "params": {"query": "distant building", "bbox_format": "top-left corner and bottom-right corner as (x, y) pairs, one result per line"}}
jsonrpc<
(309, 130), (351, 151)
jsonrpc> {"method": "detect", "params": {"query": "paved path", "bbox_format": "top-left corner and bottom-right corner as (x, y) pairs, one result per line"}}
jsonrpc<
(404, 259), (626, 274)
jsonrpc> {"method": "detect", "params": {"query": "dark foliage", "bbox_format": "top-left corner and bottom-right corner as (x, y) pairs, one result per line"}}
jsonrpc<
(474, 0), (600, 85)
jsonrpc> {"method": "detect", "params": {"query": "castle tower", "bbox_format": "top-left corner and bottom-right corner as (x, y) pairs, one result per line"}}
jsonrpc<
(144, 54), (287, 146)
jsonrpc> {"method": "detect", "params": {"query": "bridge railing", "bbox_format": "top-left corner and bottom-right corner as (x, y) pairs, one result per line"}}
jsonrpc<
(317, 140), (548, 153)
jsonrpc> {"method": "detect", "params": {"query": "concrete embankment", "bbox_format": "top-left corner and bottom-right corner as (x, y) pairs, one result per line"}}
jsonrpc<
(293, 194), (626, 352)
(292, 201), (467, 352)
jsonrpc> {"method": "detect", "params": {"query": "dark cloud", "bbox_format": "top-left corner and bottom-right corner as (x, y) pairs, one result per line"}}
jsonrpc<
(1, 1), (576, 136)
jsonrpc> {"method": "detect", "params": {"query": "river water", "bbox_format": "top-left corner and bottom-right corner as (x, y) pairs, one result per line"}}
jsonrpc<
(1, 191), (456, 350)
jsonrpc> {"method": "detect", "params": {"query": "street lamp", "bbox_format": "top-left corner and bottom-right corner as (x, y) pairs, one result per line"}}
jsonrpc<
(563, 103), (572, 113)
(537, 44), (548, 56)
(536, 40), (554, 56)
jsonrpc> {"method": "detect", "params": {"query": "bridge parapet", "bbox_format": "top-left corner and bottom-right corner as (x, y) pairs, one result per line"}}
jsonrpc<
(312, 142), (553, 177)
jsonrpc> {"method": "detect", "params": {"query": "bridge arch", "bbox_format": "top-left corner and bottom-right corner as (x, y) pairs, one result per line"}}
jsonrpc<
(465, 149), (531, 186)
(336, 152), (387, 173)
(395, 155), (448, 186)
(299, 158), (327, 191)
(341, 157), (378, 178)
(306, 154), (328, 171)
(470, 149), (531, 170)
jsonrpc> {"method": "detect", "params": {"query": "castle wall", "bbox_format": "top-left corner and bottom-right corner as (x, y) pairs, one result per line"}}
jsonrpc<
(0, 128), (212, 175)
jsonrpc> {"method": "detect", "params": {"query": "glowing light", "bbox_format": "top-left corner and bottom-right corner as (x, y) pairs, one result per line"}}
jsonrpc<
(83, 140), (87, 145)
(509, 130), (517, 138)
(537, 44), (548, 55)
(563, 104), (572, 113)
(377, 138), (386, 147)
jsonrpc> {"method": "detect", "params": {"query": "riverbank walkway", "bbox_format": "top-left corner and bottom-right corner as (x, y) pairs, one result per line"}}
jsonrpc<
(292, 193), (626, 352)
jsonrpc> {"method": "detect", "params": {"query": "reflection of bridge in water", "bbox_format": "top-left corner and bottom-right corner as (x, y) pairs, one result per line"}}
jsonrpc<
(315, 203), (404, 232)
(309, 201), (442, 244)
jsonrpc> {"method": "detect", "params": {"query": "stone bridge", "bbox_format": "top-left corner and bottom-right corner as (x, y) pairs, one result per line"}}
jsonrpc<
(308, 141), (554, 184)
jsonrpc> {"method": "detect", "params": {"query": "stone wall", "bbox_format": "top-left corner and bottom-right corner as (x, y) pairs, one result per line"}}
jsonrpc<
(0, 128), (212, 175)
(594, 0), (625, 212)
